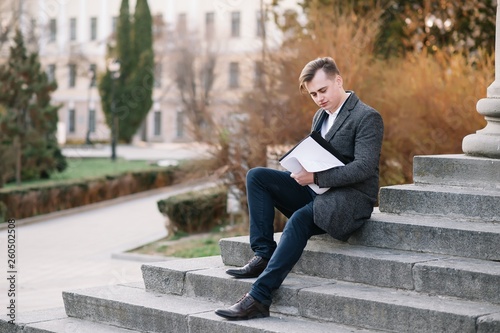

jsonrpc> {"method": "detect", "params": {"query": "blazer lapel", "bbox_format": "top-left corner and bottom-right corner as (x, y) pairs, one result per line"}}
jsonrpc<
(324, 92), (358, 141)
(313, 110), (328, 133)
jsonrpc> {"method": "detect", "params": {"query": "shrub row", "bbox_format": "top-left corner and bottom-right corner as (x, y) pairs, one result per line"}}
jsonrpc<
(0, 167), (177, 221)
(157, 186), (228, 235)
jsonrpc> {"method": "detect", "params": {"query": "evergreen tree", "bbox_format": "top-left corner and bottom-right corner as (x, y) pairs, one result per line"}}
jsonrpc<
(99, 0), (154, 143)
(0, 104), (15, 187)
(0, 30), (66, 186)
(117, 0), (132, 77)
(127, 0), (154, 141)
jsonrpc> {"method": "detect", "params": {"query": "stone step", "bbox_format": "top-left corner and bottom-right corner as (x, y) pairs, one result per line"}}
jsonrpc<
(145, 248), (500, 306)
(215, 234), (500, 304)
(62, 283), (385, 333)
(0, 308), (140, 333)
(188, 311), (386, 333)
(378, 183), (500, 221)
(140, 258), (500, 332)
(350, 210), (500, 261)
(413, 154), (500, 189)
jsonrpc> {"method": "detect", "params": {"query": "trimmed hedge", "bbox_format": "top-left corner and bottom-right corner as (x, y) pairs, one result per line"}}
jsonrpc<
(0, 167), (177, 221)
(157, 186), (227, 234)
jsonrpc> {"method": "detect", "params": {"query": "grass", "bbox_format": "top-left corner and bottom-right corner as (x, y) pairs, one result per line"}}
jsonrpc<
(4, 158), (159, 190)
(130, 223), (248, 258)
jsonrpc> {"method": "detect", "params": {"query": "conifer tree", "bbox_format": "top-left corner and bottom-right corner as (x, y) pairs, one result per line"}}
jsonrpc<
(0, 30), (66, 186)
(99, 0), (154, 143)
(128, 0), (154, 140)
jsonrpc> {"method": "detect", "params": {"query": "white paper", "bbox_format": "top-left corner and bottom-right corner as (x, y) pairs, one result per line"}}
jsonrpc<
(279, 157), (327, 194)
(279, 136), (345, 194)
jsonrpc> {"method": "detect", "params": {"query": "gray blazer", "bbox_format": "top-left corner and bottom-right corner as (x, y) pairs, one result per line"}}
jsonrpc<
(311, 91), (384, 241)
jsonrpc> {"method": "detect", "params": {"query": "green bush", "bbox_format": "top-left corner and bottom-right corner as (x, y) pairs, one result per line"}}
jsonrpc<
(157, 186), (227, 235)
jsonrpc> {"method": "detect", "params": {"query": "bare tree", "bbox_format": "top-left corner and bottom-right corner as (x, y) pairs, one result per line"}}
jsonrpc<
(0, 0), (19, 49)
(165, 20), (218, 143)
(174, 47), (216, 142)
(0, 0), (40, 52)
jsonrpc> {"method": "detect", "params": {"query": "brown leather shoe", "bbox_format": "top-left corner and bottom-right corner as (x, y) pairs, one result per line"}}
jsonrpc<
(215, 293), (270, 320)
(226, 256), (269, 278)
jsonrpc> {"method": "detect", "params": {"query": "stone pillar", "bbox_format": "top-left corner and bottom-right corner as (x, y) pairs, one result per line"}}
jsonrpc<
(462, 0), (500, 158)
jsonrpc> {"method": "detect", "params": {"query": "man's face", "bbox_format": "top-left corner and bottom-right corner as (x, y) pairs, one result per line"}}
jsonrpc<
(304, 69), (344, 112)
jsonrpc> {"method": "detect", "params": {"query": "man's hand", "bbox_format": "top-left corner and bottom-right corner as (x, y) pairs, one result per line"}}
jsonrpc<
(290, 170), (314, 186)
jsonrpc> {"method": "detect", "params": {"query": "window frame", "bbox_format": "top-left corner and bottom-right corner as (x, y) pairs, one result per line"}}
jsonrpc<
(90, 17), (98, 41)
(205, 12), (215, 40)
(229, 61), (240, 89)
(230, 11), (240, 38)
(49, 18), (57, 43)
(68, 64), (77, 88)
(154, 110), (162, 136)
(69, 17), (77, 41)
(68, 108), (76, 133)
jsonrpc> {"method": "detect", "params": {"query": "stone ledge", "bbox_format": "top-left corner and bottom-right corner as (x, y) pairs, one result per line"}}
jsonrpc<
(379, 184), (500, 221)
(62, 275), (500, 333)
(351, 211), (500, 260)
(413, 154), (500, 189)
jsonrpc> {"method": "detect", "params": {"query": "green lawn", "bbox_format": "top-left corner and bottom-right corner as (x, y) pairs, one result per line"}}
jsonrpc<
(4, 158), (159, 190)
(130, 227), (246, 259)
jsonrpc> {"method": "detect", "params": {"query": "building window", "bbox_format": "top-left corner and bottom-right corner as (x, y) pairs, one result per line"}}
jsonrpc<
(153, 14), (164, 38)
(229, 62), (239, 89)
(88, 109), (96, 133)
(69, 109), (76, 133)
(177, 13), (187, 35)
(111, 16), (118, 34)
(49, 18), (57, 42)
(231, 11), (240, 37)
(154, 111), (161, 136)
(29, 18), (37, 33)
(47, 64), (56, 82)
(256, 10), (265, 37)
(201, 61), (214, 92)
(69, 18), (77, 41)
(176, 111), (184, 138)
(154, 63), (162, 88)
(89, 64), (97, 87)
(90, 17), (98, 41)
(68, 64), (76, 88)
(205, 12), (215, 40)
(254, 61), (264, 88)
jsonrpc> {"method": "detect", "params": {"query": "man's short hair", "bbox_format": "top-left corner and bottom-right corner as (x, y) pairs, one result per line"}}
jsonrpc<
(299, 57), (340, 93)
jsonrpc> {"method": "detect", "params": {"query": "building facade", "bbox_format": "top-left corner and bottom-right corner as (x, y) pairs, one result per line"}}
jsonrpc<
(0, 0), (301, 144)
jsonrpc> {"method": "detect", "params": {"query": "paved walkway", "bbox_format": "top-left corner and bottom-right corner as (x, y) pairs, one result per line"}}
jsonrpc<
(0, 142), (217, 314)
(0, 181), (216, 313)
(61, 142), (214, 162)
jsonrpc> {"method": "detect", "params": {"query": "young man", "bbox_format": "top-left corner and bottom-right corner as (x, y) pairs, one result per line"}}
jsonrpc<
(215, 57), (384, 320)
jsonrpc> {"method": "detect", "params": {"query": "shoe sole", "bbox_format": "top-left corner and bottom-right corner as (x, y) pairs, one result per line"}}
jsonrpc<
(225, 271), (260, 278)
(215, 310), (270, 321)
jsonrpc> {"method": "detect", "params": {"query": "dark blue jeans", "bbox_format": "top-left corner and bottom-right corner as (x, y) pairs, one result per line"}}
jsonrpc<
(245, 167), (326, 305)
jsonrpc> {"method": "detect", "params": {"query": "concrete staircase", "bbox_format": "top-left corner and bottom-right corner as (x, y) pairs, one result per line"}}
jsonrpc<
(3, 155), (500, 332)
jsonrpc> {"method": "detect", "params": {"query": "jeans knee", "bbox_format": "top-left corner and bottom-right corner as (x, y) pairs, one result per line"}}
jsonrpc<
(284, 206), (314, 232)
(246, 167), (267, 184)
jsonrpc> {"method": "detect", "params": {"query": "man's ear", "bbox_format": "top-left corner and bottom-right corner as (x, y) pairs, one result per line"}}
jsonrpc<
(336, 75), (343, 87)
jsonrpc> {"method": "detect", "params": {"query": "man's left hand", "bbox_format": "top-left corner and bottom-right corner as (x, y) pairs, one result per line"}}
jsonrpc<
(290, 170), (314, 186)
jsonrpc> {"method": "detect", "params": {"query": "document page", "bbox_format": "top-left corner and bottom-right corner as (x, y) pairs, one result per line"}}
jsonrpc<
(279, 134), (345, 194)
